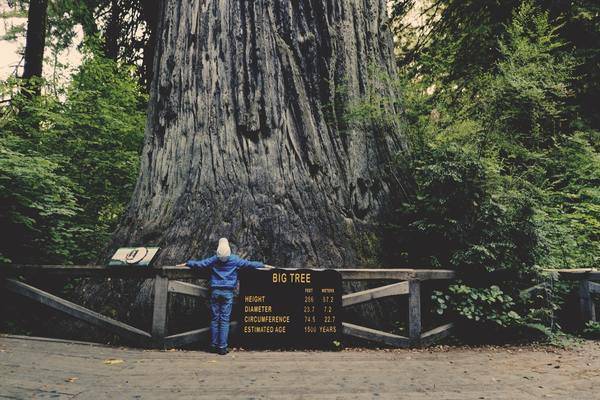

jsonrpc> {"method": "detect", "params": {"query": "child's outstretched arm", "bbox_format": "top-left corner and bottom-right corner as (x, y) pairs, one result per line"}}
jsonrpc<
(182, 255), (218, 269)
(236, 257), (265, 269)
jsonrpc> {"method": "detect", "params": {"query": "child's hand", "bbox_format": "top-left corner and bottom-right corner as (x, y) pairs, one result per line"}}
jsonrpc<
(175, 262), (187, 267)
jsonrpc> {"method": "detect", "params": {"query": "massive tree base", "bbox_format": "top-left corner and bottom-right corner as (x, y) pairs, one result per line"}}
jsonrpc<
(111, 0), (406, 268)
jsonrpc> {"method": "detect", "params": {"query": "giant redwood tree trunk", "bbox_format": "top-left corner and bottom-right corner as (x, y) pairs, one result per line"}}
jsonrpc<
(113, 0), (406, 268)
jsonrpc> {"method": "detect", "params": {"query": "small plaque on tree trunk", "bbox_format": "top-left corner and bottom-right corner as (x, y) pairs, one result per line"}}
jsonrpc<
(238, 268), (342, 349)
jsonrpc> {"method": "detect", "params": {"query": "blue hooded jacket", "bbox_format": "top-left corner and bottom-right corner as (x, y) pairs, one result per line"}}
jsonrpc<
(186, 255), (264, 289)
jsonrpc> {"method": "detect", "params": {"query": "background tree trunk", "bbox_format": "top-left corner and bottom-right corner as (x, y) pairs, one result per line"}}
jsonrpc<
(112, 0), (406, 268)
(22, 0), (48, 97)
(141, 0), (160, 89)
(103, 0), (121, 60)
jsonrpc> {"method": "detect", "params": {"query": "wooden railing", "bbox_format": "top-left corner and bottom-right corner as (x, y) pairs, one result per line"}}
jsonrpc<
(542, 269), (600, 323)
(4, 265), (599, 347)
(2, 265), (455, 348)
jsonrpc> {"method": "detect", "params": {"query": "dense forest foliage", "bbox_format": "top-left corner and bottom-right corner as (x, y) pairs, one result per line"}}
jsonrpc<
(385, 0), (599, 336)
(1, 0), (149, 264)
(1, 0), (598, 339)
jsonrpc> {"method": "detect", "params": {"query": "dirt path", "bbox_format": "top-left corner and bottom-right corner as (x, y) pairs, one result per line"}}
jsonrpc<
(1, 335), (599, 399)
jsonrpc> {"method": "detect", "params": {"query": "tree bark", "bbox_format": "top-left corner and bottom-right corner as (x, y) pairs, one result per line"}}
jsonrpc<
(22, 0), (48, 97)
(113, 0), (406, 268)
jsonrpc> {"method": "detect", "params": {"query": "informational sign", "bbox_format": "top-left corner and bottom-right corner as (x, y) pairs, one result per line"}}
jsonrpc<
(238, 268), (342, 348)
(108, 247), (160, 266)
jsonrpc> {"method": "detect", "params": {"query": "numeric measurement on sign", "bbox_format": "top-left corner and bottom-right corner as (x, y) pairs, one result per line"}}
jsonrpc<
(303, 289), (317, 329)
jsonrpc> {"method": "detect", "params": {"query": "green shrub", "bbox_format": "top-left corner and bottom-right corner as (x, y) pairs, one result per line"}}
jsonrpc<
(0, 136), (79, 264)
(0, 51), (146, 264)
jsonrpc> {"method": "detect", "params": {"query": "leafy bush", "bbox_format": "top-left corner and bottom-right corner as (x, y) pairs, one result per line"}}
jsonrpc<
(433, 285), (521, 327)
(391, 140), (543, 330)
(42, 53), (147, 262)
(583, 321), (600, 339)
(393, 142), (538, 273)
(0, 136), (79, 263)
(0, 51), (146, 264)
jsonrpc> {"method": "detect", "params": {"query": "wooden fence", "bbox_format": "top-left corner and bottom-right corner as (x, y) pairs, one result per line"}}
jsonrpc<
(2, 265), (455, 348)
(542, 269), (600, 323)
(4, 266), (598, 348)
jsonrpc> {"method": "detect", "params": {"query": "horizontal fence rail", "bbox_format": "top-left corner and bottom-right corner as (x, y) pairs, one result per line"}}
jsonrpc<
(2, 265), (456, 280)
(527, 269), (600, 324)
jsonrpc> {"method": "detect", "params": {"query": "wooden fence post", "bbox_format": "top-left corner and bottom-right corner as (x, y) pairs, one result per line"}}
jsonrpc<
(580, 279), (596, 323)
(408, 280), (421, 346)
(152, 275), (169, 346)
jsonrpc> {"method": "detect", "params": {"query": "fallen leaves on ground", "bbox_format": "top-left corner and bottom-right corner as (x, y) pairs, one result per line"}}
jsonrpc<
(103, 358), (124, 365)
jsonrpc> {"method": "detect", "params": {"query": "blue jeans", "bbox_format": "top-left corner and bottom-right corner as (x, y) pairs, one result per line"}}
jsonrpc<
(210, 289), (234, 349)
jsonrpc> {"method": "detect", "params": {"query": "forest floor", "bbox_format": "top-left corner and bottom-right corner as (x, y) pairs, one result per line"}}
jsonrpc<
(1, 334), (599, 399)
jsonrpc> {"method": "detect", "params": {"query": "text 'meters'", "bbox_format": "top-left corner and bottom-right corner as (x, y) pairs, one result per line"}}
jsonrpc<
(239, 268), (342, 348)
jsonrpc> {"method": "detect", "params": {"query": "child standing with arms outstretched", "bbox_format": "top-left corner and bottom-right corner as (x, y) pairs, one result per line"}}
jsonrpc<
(178, 238), (265, 354)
